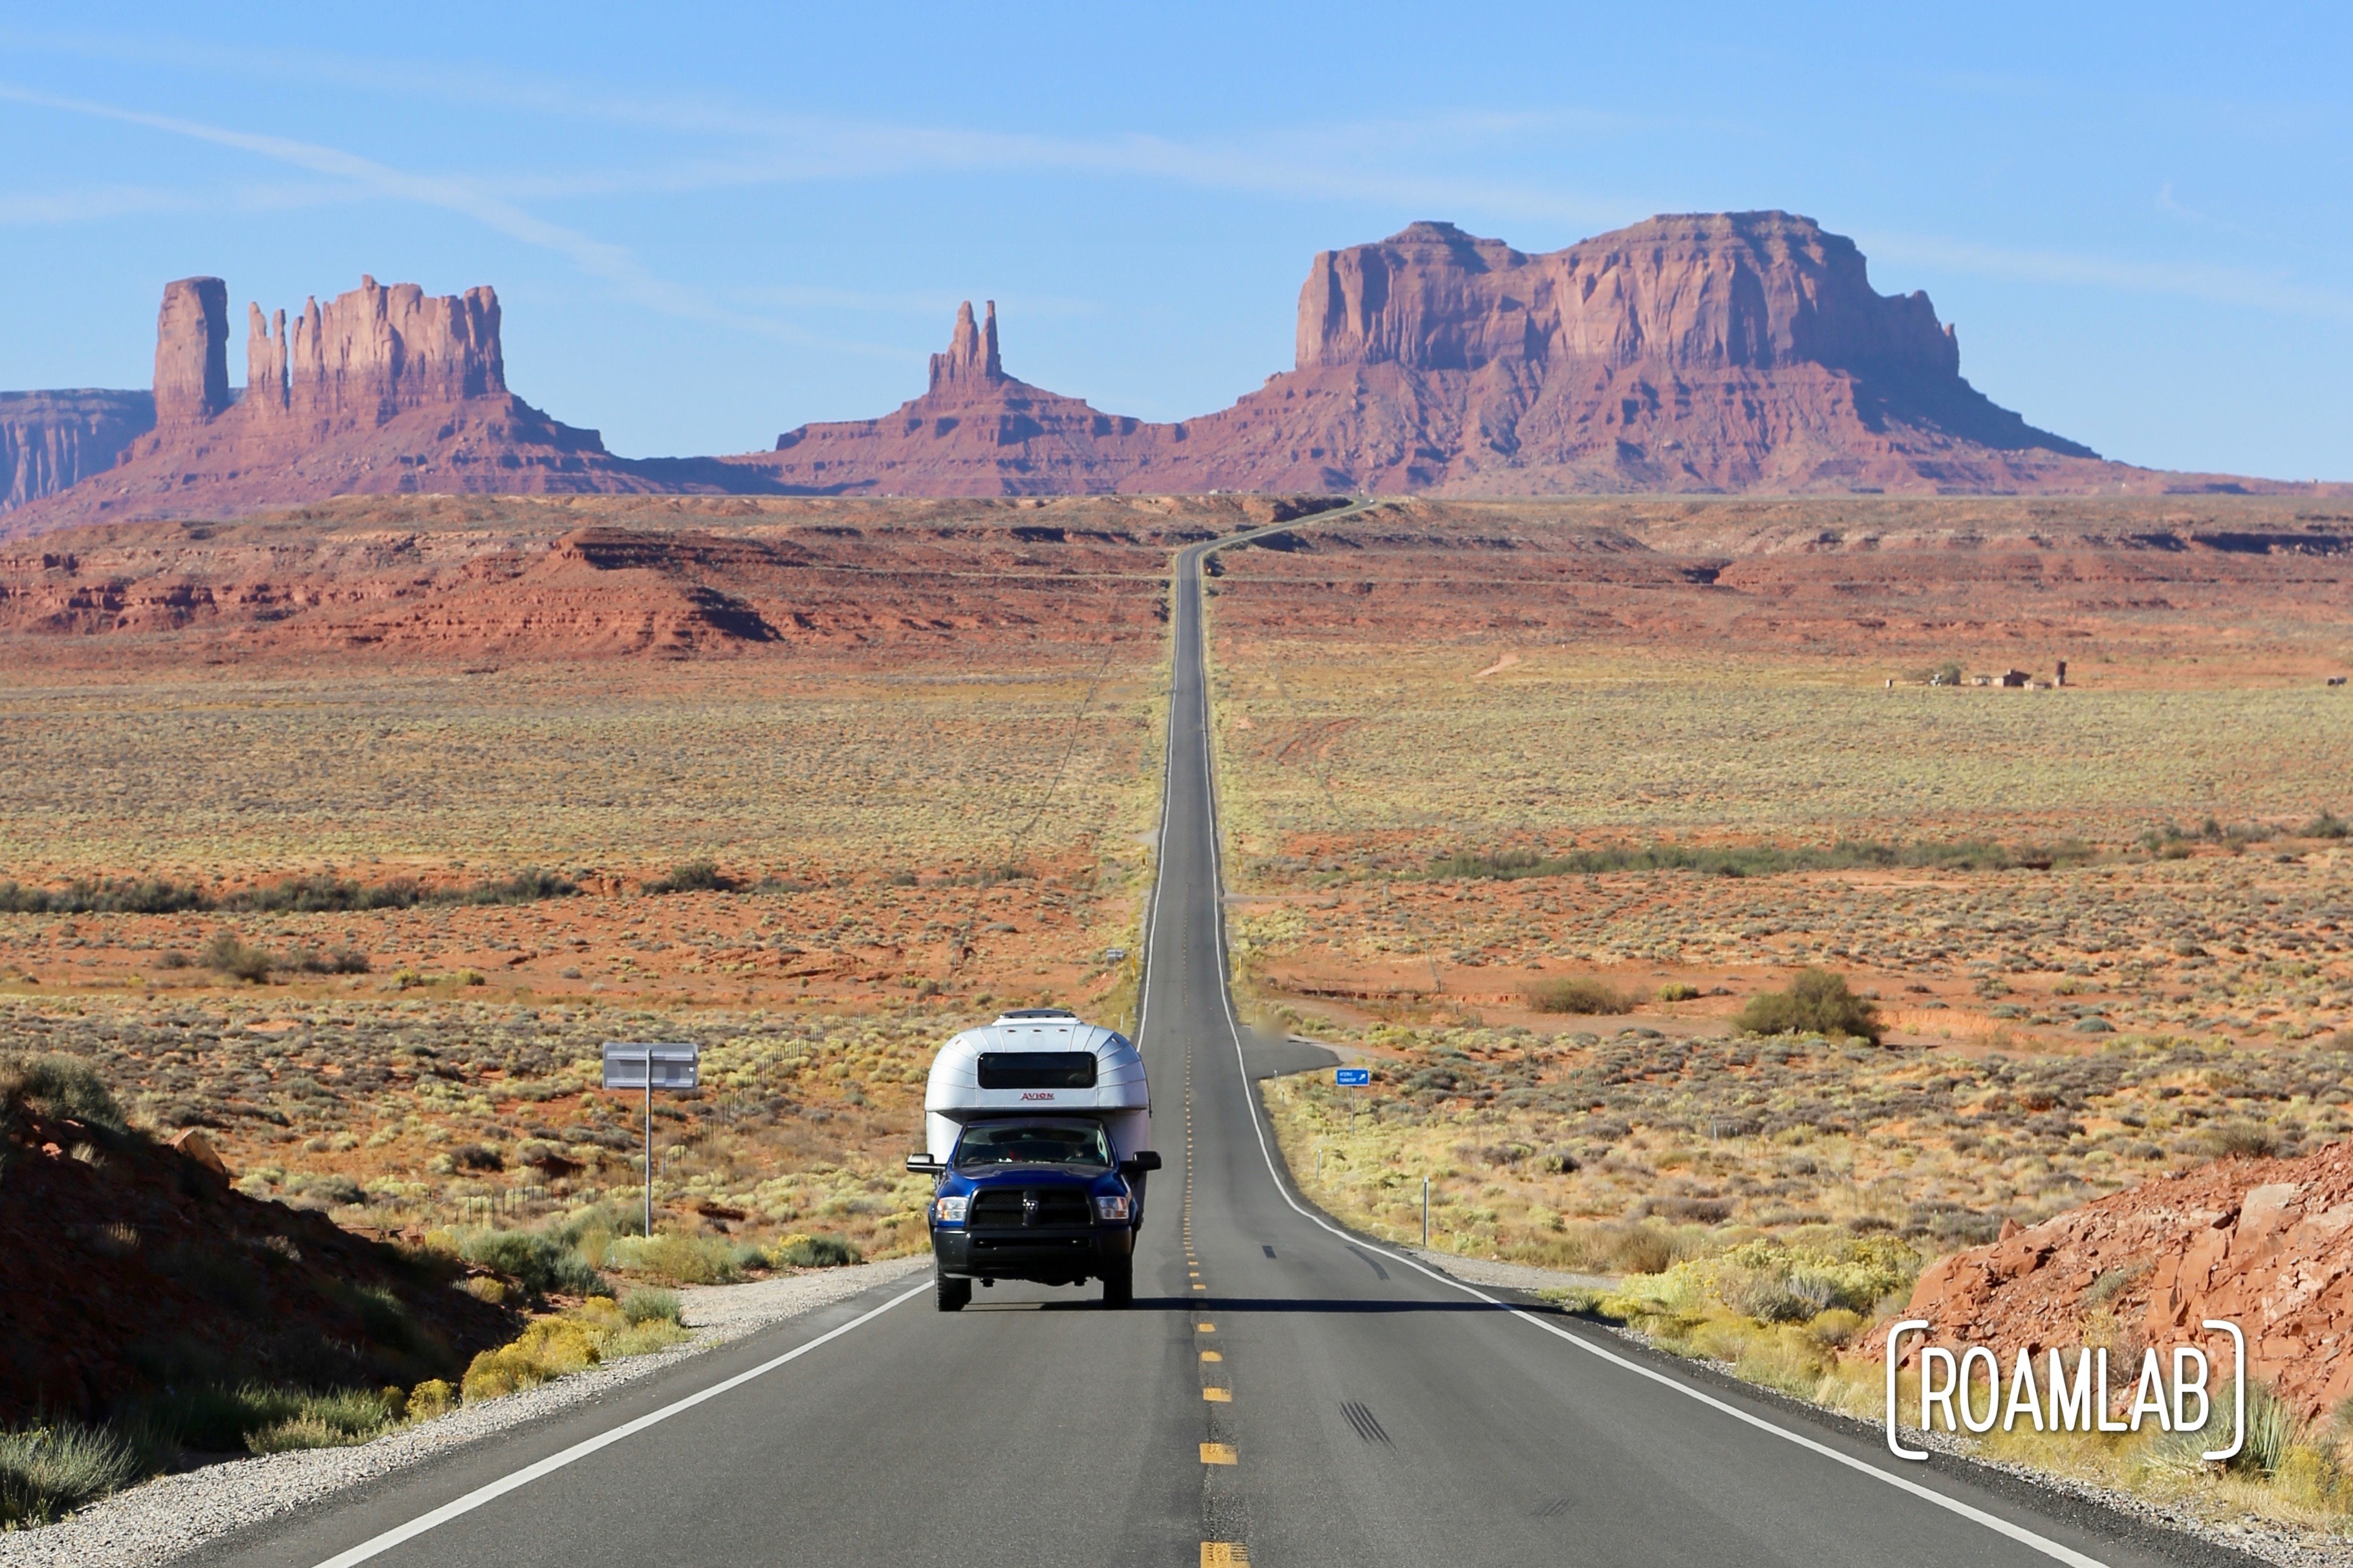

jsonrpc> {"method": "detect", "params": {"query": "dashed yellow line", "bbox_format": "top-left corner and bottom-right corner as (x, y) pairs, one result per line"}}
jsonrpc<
(1201, 1545), (1249, 1565)
(1200, 1442), (1237, 1465)
(1202, 1387), (1231, 1402)
(1200, 1349), (1222, 1362)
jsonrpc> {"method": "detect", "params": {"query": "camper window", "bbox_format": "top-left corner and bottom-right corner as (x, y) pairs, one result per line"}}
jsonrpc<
(977, 1051), (1100, 1090)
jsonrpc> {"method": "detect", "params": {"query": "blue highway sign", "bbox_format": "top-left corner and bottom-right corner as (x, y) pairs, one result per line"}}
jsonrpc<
(1334, 1068), (1371, 1087)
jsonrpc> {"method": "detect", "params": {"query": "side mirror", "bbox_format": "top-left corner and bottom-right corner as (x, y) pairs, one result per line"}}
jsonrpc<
(1120, 1151), (1163, 1175)
(906, 1152), (944, 1176)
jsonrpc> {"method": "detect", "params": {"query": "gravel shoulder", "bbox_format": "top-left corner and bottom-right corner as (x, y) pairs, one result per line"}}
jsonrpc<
(0, 1256), (929, 1568)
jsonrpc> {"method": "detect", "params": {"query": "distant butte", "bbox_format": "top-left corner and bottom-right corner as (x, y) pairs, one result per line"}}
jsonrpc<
(729, 211), (2313, 500)
(3, 213), (2334, 537)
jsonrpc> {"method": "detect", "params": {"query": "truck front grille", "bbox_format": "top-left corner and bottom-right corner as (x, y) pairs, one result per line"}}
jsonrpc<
(968, 1188), (1092, 1230)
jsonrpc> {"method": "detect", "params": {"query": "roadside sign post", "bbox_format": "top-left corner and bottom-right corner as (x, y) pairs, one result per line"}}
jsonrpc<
(1423, 1177), (1431, 1249)
(603, 1042), (700, 1240)
(1335, 1066), (1369, 1130)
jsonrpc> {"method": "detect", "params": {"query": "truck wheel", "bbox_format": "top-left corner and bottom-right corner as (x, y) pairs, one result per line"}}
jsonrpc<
(937, 1272), (971, 1312)
(1101, 1260), (1133, 1309)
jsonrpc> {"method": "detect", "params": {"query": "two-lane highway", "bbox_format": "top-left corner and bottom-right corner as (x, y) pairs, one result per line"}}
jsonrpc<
(200, 521), (2228, 1568)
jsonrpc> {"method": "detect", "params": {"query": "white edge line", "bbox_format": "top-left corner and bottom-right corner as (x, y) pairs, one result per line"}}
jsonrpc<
(314, 507), (1339, 1568)
(1179, 570), (2112, 1568)
(310, 1283), (928, 1568)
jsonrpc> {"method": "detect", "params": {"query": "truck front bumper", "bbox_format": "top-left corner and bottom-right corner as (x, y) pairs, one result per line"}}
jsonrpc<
(932, 1225), (1133, 1283)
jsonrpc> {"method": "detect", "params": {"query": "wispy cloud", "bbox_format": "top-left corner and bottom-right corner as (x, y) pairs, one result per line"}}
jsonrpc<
(0, 83), (915, 352)
(1, 30), (1642, 230)
(1864, 231), (2353, 323)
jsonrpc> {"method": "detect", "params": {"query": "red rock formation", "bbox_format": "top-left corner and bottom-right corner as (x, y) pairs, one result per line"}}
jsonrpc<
(0, 391), (155, 511)
(10, 216), (2330, 534)
(152, 276), (230, 427)
(929, 299), (1004, 393)
(1176, 213), (2107, 493)
(742, 299), (1164, 496)
(1894, 1142), (2353, 1423)
(739, 215), (2317, 500)
(4, 275), (700, 539)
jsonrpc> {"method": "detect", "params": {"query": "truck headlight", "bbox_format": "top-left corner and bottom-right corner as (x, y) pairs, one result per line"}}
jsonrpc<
(934, 1195), (969, 1223)
(1094, 1194), (1131, 1222)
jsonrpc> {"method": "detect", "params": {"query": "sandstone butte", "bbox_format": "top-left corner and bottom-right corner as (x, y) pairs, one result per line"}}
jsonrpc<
(1889, 1141), (2353, 1424)
(4, 211), (2335, 539)
(2, 274), (722, 539)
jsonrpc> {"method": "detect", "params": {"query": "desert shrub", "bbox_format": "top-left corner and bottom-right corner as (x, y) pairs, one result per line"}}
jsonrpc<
(142, 1382), (395, 1455)
(462, 1318), (603, 1402)
(1656, 982), (1701, 1002)
(0, 1054), (128, 1132)
(603, 1232), (766, 1284)
(241, 1388), (403, 1454)
(2207, 1119), (2281, 1160)
(620, 1288), (683, 1326)
(0, 1423), (142, 1527)
(1429, 837), (2070, 883)
(459, 868), (578, 905)
(769, 1233), (862, 1269)
(457, 1229), (606, 1298)
(406, 1379), (457, 1421)
(2305, 809), (2349, 841)
(645, 860), (734, 895)
(0, 877), (211, 915)
(1735, 968), (1881, 1044)
(460, 1298), (686, 1402)
(1603, 1235), (1920, 1335)
(228, 875), (422, 913)
(197, 932), (274, 983)
(1528, 977), (1634, 1015)
(288, 946), (372, 974)
(2146, 1379), (2312, 1482)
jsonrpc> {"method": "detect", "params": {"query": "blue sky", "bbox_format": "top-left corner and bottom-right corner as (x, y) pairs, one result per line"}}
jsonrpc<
(3, 3), (2347, 478)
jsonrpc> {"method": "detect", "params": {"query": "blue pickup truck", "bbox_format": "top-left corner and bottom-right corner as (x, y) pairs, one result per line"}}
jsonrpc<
(907, 1010), (1161, 1310)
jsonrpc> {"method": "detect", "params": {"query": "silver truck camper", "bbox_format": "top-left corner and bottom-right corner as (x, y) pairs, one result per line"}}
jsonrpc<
(920, 1008), (1151, 1166)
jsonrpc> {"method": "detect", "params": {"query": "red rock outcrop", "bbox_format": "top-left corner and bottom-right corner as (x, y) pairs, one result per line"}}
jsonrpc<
(736, 214), (2319, 500)
(0, 390), (155, 511)
(1896, 1142), (2353, 1423)
(10, 216), (2332, 533)
(739, 299), (1166, 496)
(1171, 213), (2108, 493)
(3, 275), (710, 540)
(152, 275), (231, 427)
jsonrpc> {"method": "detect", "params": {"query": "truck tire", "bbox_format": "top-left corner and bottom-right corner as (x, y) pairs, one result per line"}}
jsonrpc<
(937, 1271), (972, 1312)
(1101, 1258), (1133, 1309)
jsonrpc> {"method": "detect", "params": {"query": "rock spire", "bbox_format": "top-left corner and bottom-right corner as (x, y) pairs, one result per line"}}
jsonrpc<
(153, 277), (230, 426)
(927, 300), (1004, 396)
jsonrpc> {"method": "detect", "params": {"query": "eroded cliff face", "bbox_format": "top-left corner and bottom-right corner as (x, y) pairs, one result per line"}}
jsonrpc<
(0, 391), (156, 511)
(1294, 215), (1960, 380)
(746, 214), (2169, 499)
(239, 275), (506, 420)
(6, 275), (669, 538)
(153, 277), (230, 427)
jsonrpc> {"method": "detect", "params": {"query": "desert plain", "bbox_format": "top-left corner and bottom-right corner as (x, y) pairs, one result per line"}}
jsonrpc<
(6, 486), (2353, 1535)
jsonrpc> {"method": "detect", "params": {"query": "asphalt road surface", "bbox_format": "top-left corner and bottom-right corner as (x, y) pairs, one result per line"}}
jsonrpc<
(204, 519), (2238, 1567)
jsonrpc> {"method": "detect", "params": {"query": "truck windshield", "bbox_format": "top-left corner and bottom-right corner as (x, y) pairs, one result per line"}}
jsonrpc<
(954, 1121), (1112, 1170)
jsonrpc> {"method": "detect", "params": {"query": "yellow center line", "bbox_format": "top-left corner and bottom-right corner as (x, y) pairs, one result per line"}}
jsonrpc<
(1203, 1387), (1231, 1402)
(1200, 1546), (1249, 1567)
(1200, 1442), (1237, 1465)
(1200, 1349), (1222, 1362)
